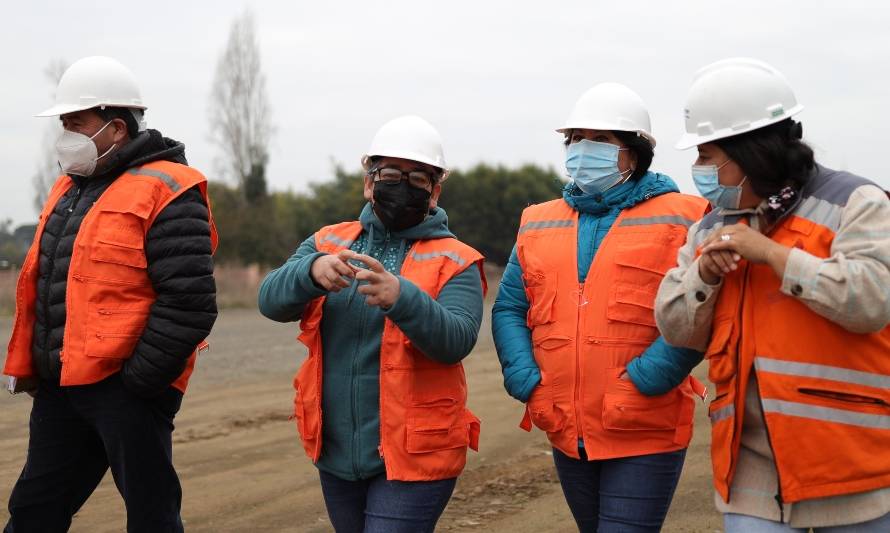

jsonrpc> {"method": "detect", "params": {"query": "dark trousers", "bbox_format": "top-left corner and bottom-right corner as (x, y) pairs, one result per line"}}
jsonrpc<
(318, 470), (456, 533)
(552, 446), (686, 533)
(5, 374), (184, 533)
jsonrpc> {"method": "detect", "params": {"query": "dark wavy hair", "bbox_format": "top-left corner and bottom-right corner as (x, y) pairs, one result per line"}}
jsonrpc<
(713, 119), (815, 197)
(562, 129), (653, 180)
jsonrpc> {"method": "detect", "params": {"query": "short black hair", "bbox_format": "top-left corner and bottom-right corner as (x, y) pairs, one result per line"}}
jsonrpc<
(93, 106), (140, 138)
(713, 119), (815, 198)
(562, 129), (654, 180)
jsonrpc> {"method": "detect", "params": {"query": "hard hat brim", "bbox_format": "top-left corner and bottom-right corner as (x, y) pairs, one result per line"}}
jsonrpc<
(556, 123), (657, 148)
(35, 101), (148, 118)
(674, 104), (804, 150)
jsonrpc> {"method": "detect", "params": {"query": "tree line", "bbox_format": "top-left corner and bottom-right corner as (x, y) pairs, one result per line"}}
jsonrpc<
(211, 163), (565, 267)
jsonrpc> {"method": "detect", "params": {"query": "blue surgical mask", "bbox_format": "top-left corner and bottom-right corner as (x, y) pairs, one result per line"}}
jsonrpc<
(691, 161), (747, 209)
(565, 140), (632, 195)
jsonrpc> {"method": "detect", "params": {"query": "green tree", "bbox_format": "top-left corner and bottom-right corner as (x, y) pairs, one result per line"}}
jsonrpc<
(439, 163), (565, 265)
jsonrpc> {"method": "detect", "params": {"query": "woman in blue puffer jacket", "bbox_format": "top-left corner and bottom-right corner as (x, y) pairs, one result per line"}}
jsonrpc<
(492, 83), (708, 533)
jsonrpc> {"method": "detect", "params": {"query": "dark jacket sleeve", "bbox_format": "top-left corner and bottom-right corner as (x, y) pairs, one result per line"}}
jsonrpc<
(121, 186), (217, 397)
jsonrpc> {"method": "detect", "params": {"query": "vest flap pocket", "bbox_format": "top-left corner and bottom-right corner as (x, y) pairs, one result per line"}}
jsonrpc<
(97, 196), (154, 220)
(405, 399), (469, 454)
(705, 320), (736, 384)
(85, 305), (149, 359)
(602, 368), (679, 431)
(91, 239), (148, 269)
(527, 381), (568, 433)
(523, 271), (557, 327)
(606, 285), (657, 328)
(614, 244), (677, 276)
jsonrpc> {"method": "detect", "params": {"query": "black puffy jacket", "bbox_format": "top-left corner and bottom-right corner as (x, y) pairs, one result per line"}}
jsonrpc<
(32, 129), (217, 397)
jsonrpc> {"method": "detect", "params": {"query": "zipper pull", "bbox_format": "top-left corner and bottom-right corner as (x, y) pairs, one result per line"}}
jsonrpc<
(574, 283), (588, 307)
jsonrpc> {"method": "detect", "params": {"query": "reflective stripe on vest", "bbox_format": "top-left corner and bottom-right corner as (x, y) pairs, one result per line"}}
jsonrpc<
(710, 404), (735, 424)
(618, 214), (698, 228)
(127, 167), (182, 192)
(761, 399), (890, 430)
(410, 250), (466, 266)
(518, 219), (575, 233)
(318, 233), (355, 249)
(755, 356), (890, 390)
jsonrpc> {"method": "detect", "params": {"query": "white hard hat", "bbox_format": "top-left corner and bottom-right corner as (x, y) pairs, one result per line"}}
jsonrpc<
(557, 82), (656, 147)
(361, 115), (449, 180)
(36, 56), (146, 117)
(676, 57), (803, 150)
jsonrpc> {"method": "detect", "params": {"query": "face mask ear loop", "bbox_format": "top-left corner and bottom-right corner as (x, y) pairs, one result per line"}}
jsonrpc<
(90, 121), (117, 164)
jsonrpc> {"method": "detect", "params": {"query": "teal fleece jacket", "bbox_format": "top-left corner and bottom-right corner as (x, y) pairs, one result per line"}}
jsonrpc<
(258, 204), (484, 480)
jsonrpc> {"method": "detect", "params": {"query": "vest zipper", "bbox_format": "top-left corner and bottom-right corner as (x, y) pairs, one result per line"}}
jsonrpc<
(724, 261), (749, 502)
(733, 262), (785, 521)
(351, 250), (368, 479)
(42, 186), (84, 371)
(574, 282), (585, 452)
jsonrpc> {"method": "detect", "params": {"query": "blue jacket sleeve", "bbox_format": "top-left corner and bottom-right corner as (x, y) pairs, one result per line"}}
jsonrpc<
(384, 265), (484, 364)
(491, 245), (541, 402)
(625, 336), (704, 396)
(257, 234), (327, 322)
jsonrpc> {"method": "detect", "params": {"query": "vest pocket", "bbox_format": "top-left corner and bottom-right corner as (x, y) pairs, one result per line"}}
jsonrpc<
(705, 320), (736, 384)
(527, 375), (568, 433)
(606, 284), (657, 328)
(89, 207), (150, 270)
(523, 271), (556, 327)
(602, 367), (679, 431)
(405, 398), (470, 453)
(85, 305), (149, 358)
(90, 239), (148, 269)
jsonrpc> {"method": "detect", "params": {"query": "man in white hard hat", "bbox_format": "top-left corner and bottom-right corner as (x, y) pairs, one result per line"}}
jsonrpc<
(3, 56), (217, 533)
(258, 115), (485, 532)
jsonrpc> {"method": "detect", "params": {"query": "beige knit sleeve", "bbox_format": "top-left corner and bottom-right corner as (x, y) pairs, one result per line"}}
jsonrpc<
(780, 184), (890, 333)
(655, 220), (723, 352)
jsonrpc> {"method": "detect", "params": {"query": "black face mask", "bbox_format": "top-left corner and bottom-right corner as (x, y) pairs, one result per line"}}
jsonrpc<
(372, 180), (432, 231)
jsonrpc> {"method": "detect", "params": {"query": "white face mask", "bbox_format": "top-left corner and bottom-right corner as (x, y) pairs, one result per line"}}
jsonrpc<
(54, 121), (116, 176)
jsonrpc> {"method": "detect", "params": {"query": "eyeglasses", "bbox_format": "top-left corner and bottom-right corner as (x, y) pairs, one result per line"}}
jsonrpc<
(373, 167), (435, 190)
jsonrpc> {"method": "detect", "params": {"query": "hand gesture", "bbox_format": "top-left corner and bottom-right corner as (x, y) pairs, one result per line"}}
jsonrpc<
(699, 223), (791, 280)
(340, 250), (401, 309)
(310, 251), (356, 292)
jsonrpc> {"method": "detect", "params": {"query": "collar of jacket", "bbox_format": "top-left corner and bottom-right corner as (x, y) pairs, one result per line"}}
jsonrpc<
(562, 170), (681, 216)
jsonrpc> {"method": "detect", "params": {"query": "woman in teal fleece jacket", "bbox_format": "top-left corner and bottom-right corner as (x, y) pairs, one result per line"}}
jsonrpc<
(492, 83), (705, 533)
(258, 116), (484, 533)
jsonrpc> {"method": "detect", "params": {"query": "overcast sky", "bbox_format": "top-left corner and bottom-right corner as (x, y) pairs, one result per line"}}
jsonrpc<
(2, 1), (888, 225)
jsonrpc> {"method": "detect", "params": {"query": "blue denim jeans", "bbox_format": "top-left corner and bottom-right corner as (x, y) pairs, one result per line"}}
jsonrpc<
(318, 470), (456, 533)
(724, 512), (890, 532)
(552, 446), (686, 533)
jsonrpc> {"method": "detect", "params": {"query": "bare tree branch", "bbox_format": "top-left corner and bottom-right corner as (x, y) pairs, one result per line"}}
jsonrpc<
(32, 59), (68, 213)
(208, 9), (273, 203)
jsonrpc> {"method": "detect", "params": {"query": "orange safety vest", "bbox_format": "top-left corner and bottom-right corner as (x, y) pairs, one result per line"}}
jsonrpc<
(698, 170), (890, 504)
(4, 161), (218, 393)
(293, 221), (488, 481)
(515, 194), (709, 460)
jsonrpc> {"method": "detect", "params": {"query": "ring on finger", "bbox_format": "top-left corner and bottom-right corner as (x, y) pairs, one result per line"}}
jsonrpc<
(720, 233), (731, 242)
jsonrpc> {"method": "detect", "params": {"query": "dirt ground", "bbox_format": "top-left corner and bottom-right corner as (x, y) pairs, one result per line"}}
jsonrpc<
(0, 308), (722, 532)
